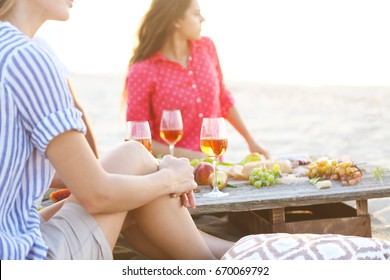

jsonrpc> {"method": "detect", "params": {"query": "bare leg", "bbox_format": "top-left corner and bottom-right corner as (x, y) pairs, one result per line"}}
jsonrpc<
(199, 231), (235, 259)
(122, 195), (216, 260)
(121, 218), (170, 259)
(64, 141), (159, 249)
(70, 141), (221, 259)
(122, 216), (234, 260)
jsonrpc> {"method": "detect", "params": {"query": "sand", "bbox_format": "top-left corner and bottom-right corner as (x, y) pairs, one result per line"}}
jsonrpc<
(70, 73), (390, 257)
(72, 73), (390, 167)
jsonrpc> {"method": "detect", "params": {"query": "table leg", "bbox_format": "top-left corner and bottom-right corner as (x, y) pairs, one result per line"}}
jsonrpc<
(356, 199), (368, 216)
(356, 199), (372, 237)
(269, 208), (285, 223)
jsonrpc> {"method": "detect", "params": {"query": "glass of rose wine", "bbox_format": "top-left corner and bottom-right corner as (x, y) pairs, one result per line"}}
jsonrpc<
(200, 117), (229, 197)
(125, 121), (152, 153)
(160, 110), (183, 156)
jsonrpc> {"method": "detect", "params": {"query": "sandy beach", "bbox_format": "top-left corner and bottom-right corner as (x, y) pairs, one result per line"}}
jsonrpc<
(72, 73), (390, 167)
(70, 73), (390, 248)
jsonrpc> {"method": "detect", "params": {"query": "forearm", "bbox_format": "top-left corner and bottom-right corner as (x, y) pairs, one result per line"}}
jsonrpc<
(47, 172), (173, 216)
(88, 171), (173, 214)
(47, 132), (196, 214)
(226, 106), (270, 158)
(225, 106), (256, 144)
(48, 135), (170, 213)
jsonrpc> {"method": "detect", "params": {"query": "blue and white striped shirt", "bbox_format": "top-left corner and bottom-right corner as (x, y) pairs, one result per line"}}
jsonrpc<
(0, 22), (86, 259)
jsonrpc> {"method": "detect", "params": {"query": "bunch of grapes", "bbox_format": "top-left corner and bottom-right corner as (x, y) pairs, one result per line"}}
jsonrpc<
(307, 160), (363, 186)
(249, 164), (282, 188)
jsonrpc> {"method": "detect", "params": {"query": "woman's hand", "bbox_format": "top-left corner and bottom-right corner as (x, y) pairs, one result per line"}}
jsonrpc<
(248, 141), (270, 159)
(159, 155), (197, 199)
(171, 191), (196, 209)
(226, 106), (271, 160)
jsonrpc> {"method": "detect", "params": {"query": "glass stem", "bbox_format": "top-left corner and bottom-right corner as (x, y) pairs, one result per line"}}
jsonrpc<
(213, 159), (218, 191)
(169, 144), (174, 156)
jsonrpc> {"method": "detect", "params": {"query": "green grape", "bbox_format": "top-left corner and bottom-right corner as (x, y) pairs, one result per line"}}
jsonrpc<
(254, 181), (262, 188)
(190, 159), (200, 167)
(249, 166), (282, 188)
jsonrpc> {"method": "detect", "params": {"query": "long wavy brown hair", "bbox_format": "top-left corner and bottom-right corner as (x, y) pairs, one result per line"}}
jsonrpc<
(0, 0), (15, 18)
(121, 0), (192, 107)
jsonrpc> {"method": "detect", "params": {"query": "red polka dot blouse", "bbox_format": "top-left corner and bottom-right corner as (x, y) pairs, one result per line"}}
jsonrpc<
(125, 36), (235, 152)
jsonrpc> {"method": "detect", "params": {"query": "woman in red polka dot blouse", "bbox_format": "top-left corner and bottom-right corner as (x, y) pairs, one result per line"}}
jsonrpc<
(123, 0), (270, 160)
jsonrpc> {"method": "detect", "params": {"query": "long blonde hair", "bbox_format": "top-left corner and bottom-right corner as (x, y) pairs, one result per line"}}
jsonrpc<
(121, 0), (192, 108)
(0, 0), (15, 18)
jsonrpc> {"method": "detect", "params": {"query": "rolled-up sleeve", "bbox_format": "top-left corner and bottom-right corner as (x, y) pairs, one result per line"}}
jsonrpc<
(31, 108), (85, 155)
(6, 44), (86, 156)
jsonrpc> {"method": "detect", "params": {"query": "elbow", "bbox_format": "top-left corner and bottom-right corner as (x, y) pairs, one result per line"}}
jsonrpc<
(76, 185), (110, 215)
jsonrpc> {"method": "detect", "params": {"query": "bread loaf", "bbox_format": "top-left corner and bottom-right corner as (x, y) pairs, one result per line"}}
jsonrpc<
(226, 165), (245, 180)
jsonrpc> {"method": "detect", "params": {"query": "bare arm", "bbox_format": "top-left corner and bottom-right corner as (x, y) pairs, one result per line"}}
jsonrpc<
(49, 80), (99, 189)
(46, 130), (197, 214)
(67, 80), (99, 158)
(225, 106), (270, 159)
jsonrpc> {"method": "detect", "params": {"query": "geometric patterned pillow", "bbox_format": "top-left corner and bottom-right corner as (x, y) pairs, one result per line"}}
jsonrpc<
(222, 233), (390, 260)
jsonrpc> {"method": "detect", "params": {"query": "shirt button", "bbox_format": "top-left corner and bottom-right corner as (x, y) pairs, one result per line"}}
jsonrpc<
(198, 113), (203, 118)
(188, 56), (193, 61)
(196, 98), (201, 103)
(188, 70), (193, 75)
(192, 84), (197, 89)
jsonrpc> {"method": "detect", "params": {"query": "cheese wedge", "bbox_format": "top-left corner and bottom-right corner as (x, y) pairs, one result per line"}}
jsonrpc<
(316, 180), (332, 189)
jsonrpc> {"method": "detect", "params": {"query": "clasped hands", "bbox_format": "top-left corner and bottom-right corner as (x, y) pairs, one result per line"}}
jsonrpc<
(158, 155), (197, 209)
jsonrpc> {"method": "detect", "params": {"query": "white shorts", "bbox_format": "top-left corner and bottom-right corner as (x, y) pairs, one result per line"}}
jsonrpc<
(40, 202), (112, 260)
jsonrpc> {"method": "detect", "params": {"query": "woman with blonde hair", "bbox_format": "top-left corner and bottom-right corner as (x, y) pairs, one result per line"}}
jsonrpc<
(123, 0), (270, 159)
(0, 0), (233, 260)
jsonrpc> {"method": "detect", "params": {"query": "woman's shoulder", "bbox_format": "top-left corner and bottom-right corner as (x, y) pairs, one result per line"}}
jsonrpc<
(127, 58), (158, 82)
(193, 36), (218, 55)
(1, 23), (37, 54)
(130, 54), (159, 69)
(192, 36), (219, 60)
(194, 36), (215, 48)
(128, 53), (164, 75)
(1, 26), (52, 71)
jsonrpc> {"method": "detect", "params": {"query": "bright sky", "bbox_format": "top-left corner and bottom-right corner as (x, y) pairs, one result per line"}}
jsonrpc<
(37, 0), (390, 86)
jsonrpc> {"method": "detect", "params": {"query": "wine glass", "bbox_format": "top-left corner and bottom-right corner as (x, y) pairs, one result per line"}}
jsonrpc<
(125, 121), (152, 153)
(200, 117), (229, 197)
(160, 110), (183, 156)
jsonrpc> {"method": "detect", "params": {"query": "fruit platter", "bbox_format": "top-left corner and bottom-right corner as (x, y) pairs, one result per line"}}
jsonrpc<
(189, 154), (390, 238)
(190, 152), (384, 193)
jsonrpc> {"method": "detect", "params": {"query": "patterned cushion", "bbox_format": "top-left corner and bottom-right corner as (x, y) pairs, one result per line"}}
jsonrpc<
(222, 233), (390, 260)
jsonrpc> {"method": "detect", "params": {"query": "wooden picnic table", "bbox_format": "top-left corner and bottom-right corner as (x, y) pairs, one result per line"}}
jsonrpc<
(189, 165), (390, 238)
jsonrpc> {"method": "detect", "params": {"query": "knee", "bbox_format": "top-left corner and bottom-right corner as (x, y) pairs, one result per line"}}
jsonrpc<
(124, 141), (159, 174)
(100, 141), (159, 176)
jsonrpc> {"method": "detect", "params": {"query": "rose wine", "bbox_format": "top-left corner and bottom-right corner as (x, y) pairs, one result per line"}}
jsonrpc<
(200, 138), (228, 158)
(160, 129), (183, 145)
(124, 138), (152, 153)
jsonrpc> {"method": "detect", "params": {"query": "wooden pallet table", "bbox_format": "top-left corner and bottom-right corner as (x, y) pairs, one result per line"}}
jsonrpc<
(189, 166), (390, 237)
